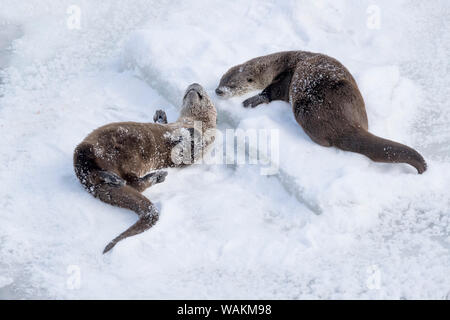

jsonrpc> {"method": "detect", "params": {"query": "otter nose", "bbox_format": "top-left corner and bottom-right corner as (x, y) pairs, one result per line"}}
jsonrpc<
(215, 88), (223, 96)
(187, 83), (202, 91)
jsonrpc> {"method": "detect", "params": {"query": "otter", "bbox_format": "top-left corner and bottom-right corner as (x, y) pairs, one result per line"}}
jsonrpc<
(216, 51), (427, 174)
(74, 83), (217, 253)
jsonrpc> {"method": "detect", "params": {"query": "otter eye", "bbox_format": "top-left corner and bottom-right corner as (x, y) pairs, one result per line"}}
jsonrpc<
(247, 78), (253, 83)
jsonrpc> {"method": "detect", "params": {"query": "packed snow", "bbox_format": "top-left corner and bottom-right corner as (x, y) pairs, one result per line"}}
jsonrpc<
(0, 0), (449, 299)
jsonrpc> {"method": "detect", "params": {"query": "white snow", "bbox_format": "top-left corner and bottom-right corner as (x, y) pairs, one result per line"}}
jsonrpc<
(0, 0), (449, 299)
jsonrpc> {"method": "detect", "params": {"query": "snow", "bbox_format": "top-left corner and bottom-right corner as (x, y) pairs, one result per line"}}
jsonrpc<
(0, 0), (449, 299)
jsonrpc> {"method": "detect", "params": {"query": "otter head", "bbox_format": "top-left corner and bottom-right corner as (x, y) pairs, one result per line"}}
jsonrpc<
(215, 64), (264, 98)
(179, 83), (216, 129)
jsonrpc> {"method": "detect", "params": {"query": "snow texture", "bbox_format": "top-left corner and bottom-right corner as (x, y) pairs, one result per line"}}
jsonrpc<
(0, 0), (449, 299)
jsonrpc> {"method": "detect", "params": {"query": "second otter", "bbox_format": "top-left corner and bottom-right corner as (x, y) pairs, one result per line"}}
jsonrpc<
(74, 83), (217, 253)
(216, 51), (427, 174)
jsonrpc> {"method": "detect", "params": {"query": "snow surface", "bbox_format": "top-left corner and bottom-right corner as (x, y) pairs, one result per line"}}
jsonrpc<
(0, 0), (449, 299)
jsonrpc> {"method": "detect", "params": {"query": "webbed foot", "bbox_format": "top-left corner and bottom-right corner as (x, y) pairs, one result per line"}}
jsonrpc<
(153, 109), (168, 124)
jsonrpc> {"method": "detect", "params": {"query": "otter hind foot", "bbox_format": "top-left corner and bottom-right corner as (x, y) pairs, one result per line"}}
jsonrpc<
(144, 170), (168, 185)
(98, 171), (125, 186)
(153, 109), (168, 124)
(126, 170), (168, 192)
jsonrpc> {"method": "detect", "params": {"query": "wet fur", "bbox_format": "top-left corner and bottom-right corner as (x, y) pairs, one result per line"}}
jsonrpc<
(217, 51), (427, 174)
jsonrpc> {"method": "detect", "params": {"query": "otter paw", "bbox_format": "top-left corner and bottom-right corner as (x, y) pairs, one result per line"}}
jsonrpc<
(153, 110), (168, 124)
(154, 170), (168, 183)
(243, 95), (265, 108)
(98, 171), (125, 186)
(146, 170), (168, 184)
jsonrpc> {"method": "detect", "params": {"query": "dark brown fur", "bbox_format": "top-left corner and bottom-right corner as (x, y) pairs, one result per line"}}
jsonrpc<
(216, 51), (427, 174)
(74, 84), (216, 253)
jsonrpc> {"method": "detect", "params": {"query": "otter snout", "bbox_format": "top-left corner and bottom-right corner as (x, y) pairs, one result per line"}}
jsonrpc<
(215, 86), (231, 98)
(186, 83), (203, 93)
(215, 87), (224, 96)
(183, 83), (204, 102)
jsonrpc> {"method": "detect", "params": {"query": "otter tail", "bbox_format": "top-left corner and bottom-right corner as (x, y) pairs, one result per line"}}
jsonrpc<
(333, 128), (427, 174)
(74, 143), (160, 254)
(102, 203), (159, 254)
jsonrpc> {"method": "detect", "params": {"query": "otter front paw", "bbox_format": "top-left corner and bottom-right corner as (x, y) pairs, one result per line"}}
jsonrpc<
(153, 110), (168, 124)
(243, 94), (268, 108)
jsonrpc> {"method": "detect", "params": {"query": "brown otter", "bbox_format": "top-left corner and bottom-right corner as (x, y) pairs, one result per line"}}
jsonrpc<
(74, 83), (216, 253)
(216, 51), (427, 174)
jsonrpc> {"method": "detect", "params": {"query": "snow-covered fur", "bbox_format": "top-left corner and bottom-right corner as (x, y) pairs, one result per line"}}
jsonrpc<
(216, 51), (427, 173)
(74, 83), (216, 253)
